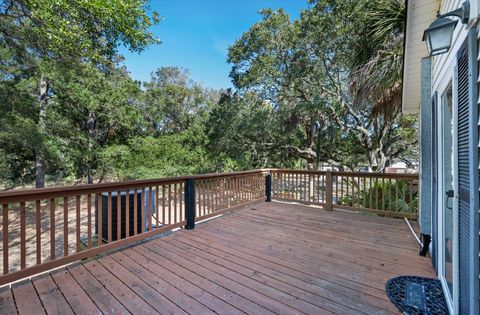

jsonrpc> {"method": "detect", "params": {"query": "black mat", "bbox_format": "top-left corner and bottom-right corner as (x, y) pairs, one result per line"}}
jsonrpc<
(385, 276), (448, 314)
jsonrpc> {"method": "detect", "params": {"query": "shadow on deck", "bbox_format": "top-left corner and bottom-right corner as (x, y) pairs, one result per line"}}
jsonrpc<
(0, 201), (435, 315)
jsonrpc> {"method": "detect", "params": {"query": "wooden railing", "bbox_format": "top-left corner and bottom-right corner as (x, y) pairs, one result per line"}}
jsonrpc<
(0, 168), (418, 285)
(0, 170), (266, 285)
(270, 169), (419, 220)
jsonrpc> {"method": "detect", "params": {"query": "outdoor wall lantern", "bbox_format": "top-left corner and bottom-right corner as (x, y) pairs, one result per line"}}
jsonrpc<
(422, 1), (470, 56)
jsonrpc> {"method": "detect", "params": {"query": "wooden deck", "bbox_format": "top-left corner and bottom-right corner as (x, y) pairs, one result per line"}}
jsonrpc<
(0, 201), (435, 315)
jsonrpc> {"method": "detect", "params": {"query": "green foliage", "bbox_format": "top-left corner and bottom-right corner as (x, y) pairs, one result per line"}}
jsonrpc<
(226, 0), (417, 171)
(339, 179), (418, 214)
(0, 0), (419, 189)
(1, 0), (160, 61)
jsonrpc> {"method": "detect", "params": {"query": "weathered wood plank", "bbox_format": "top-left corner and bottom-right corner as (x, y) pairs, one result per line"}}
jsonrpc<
(33, 274), (74, 315)
(67, 263), (129, 315)
(11, 280), (45, 315)
(0, 286), (17, 315)
(6, 200), (435, 315)
(82, 259), (157, 314)
(51, 269), (99, 314)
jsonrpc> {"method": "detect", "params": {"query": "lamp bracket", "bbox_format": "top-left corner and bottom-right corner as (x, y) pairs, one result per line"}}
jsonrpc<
(437, 1), (470, 24)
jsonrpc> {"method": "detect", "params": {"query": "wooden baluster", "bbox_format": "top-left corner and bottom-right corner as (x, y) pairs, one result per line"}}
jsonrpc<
(76, 196), (81, 252)
(63, 197), (68, 257)
(238, 176), (241, 203)
(402, 180), (407, 213)
(375, 178), (379, 209)
(231, 177), (234, 206)
(276, 173), (280, 198)
(242, 177), (246, 202)
(356, 177), (359, 207)
(300, 173), (307, 201)
(3, 204), (8, 274)
(133, 189), (138, 235)
(87, 194), (92, 248)
(174, 184), (177, 223)
(340, 175), (344, 203)
(149, 187), (153, 230)
(369, 177), (373, 209)
(196, 182), (201, 216)
(306, 174), (309, 202)
(351, 176), (355, 207)
(395, 180), (399, 212)
(202, 181), (206, 215)
(156, 186), (160, 228)
(291, 173), (294, 200)
(36, 200), (41, 264)
(233, 177), (236, 205)
(212, 180), (216, 211)
(211, 180), (215, 211)
(20, 202), (26, 269)
(273, 173), (276, 196)
(117, 191), (121, 241)
(324, 174), (327, 204)
(204, 181), (208, 213)
(362, 177), (368, 208)
(178, 183), (185, 221)
(382, 178), (385, 210)
(346, 176), (349, 206)
(296, 173), (299, 200)
(107, 192), (112, 242)
(388, 179), (392, 211)
(168, 185), (172, 224)
(325, 172), (333, 211)
(126, 191), (130, 238)
(223, 178), (227, 208)
(162, 185), (166, 224)
(50, 198), (56, 258)
(141, 188), (146, 233)
(225, 178), (229, 208)
(356, 176), (361, 208)
(205, 180), (209, 214)
(335, 175), (338, 206)
(97, 194), (103, 246)
(410, 179), (414, 213)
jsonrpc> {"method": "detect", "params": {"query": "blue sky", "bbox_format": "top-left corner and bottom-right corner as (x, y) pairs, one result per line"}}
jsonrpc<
(119, 0), (308, 89)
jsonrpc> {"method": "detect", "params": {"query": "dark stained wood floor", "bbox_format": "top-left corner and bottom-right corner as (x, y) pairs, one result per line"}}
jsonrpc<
(0, 201), (436, 315)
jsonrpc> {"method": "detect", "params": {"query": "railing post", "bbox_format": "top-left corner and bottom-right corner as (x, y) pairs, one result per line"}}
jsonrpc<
(325, 171), (333, 211)
(185, 178), (196, 230)
(265, 172), (272, 202)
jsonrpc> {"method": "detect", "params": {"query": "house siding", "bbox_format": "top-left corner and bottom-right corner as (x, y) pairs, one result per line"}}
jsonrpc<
(476, 21), (480, 315)
(455, 29), (479, 314)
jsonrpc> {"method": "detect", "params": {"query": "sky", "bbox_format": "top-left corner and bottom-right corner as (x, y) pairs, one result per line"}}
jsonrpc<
(119, 0), (309, 90)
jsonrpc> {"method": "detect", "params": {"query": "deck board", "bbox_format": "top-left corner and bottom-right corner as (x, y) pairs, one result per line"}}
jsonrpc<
(3, 201), (436, 314)
(0, 286), (17, 315)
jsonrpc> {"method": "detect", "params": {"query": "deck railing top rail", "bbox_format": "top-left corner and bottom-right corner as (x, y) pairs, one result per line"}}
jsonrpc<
(0, 169), (270, 204)
(269, 168), (418, 179)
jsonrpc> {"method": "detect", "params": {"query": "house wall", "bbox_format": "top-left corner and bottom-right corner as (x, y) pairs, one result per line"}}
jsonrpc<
(428, 1), (479, 313)
(475, 19), (480, 315)
(432, 1), (469, 90)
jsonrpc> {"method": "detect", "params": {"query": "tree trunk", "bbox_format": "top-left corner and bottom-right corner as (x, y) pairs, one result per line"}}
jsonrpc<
(35, 75), (49, 188)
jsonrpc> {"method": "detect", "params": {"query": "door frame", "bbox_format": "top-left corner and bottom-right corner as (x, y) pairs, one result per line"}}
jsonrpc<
(435, 62), (459, 315)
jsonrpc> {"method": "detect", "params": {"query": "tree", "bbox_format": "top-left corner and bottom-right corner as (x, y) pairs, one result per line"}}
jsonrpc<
(227, 1), (417, 171)
(1, 0), (160, 187)
(143, 67), (218, 134)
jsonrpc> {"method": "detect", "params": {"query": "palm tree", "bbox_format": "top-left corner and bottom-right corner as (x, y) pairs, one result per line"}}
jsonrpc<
(349, 0), (406, 117)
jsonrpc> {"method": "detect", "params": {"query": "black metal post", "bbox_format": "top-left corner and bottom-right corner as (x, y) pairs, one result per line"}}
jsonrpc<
(185, 178), (196, 230)
(265, 173), (272, 202)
